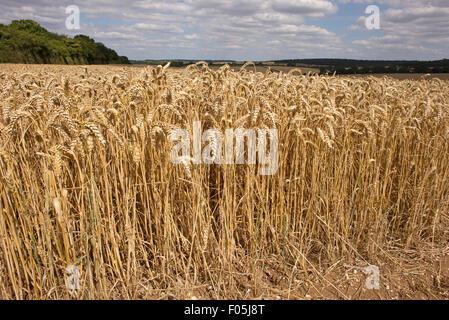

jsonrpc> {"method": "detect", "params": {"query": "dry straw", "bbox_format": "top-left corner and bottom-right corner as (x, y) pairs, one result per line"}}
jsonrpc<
(0, 63), (448, 299)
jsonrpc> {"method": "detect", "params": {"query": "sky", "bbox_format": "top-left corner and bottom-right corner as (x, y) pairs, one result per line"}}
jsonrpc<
(0, 0), (448, 61)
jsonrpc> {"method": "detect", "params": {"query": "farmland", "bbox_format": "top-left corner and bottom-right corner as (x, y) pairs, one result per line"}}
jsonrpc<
(0, 63), (448, 299)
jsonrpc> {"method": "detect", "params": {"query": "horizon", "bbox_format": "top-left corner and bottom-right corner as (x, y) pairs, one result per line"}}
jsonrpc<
(0, 1), (448, 61)
(129, 58), (449, 63)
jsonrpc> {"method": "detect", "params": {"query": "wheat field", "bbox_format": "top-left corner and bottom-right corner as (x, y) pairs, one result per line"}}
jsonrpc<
(0, 63), (448, 299)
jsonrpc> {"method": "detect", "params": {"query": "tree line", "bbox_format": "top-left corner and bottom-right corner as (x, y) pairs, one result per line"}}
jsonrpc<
(0, 20), (129, 65)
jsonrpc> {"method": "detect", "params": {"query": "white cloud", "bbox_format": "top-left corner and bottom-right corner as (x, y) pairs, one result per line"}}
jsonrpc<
(348, 1), (449, 59)
(271, 0), (338, 16)
(133, 23), (184, 34)
(0, 0), (448, 60)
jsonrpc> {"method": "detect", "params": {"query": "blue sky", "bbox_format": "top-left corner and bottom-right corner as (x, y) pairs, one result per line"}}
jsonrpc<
(1, 0), (448, 61)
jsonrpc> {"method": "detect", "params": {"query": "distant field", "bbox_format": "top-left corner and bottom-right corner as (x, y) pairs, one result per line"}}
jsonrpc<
(187, 64), (320, 74)
(344, 73), (449, 80)
(132, 62), (449, 79)
(194, 65), (449, 79)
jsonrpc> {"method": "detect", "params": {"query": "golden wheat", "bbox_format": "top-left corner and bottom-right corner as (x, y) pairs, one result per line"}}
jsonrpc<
(0, 63), (448, 299)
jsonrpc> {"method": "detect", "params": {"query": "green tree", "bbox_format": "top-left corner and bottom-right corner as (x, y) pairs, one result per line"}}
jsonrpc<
(0, 20), (130, 65)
